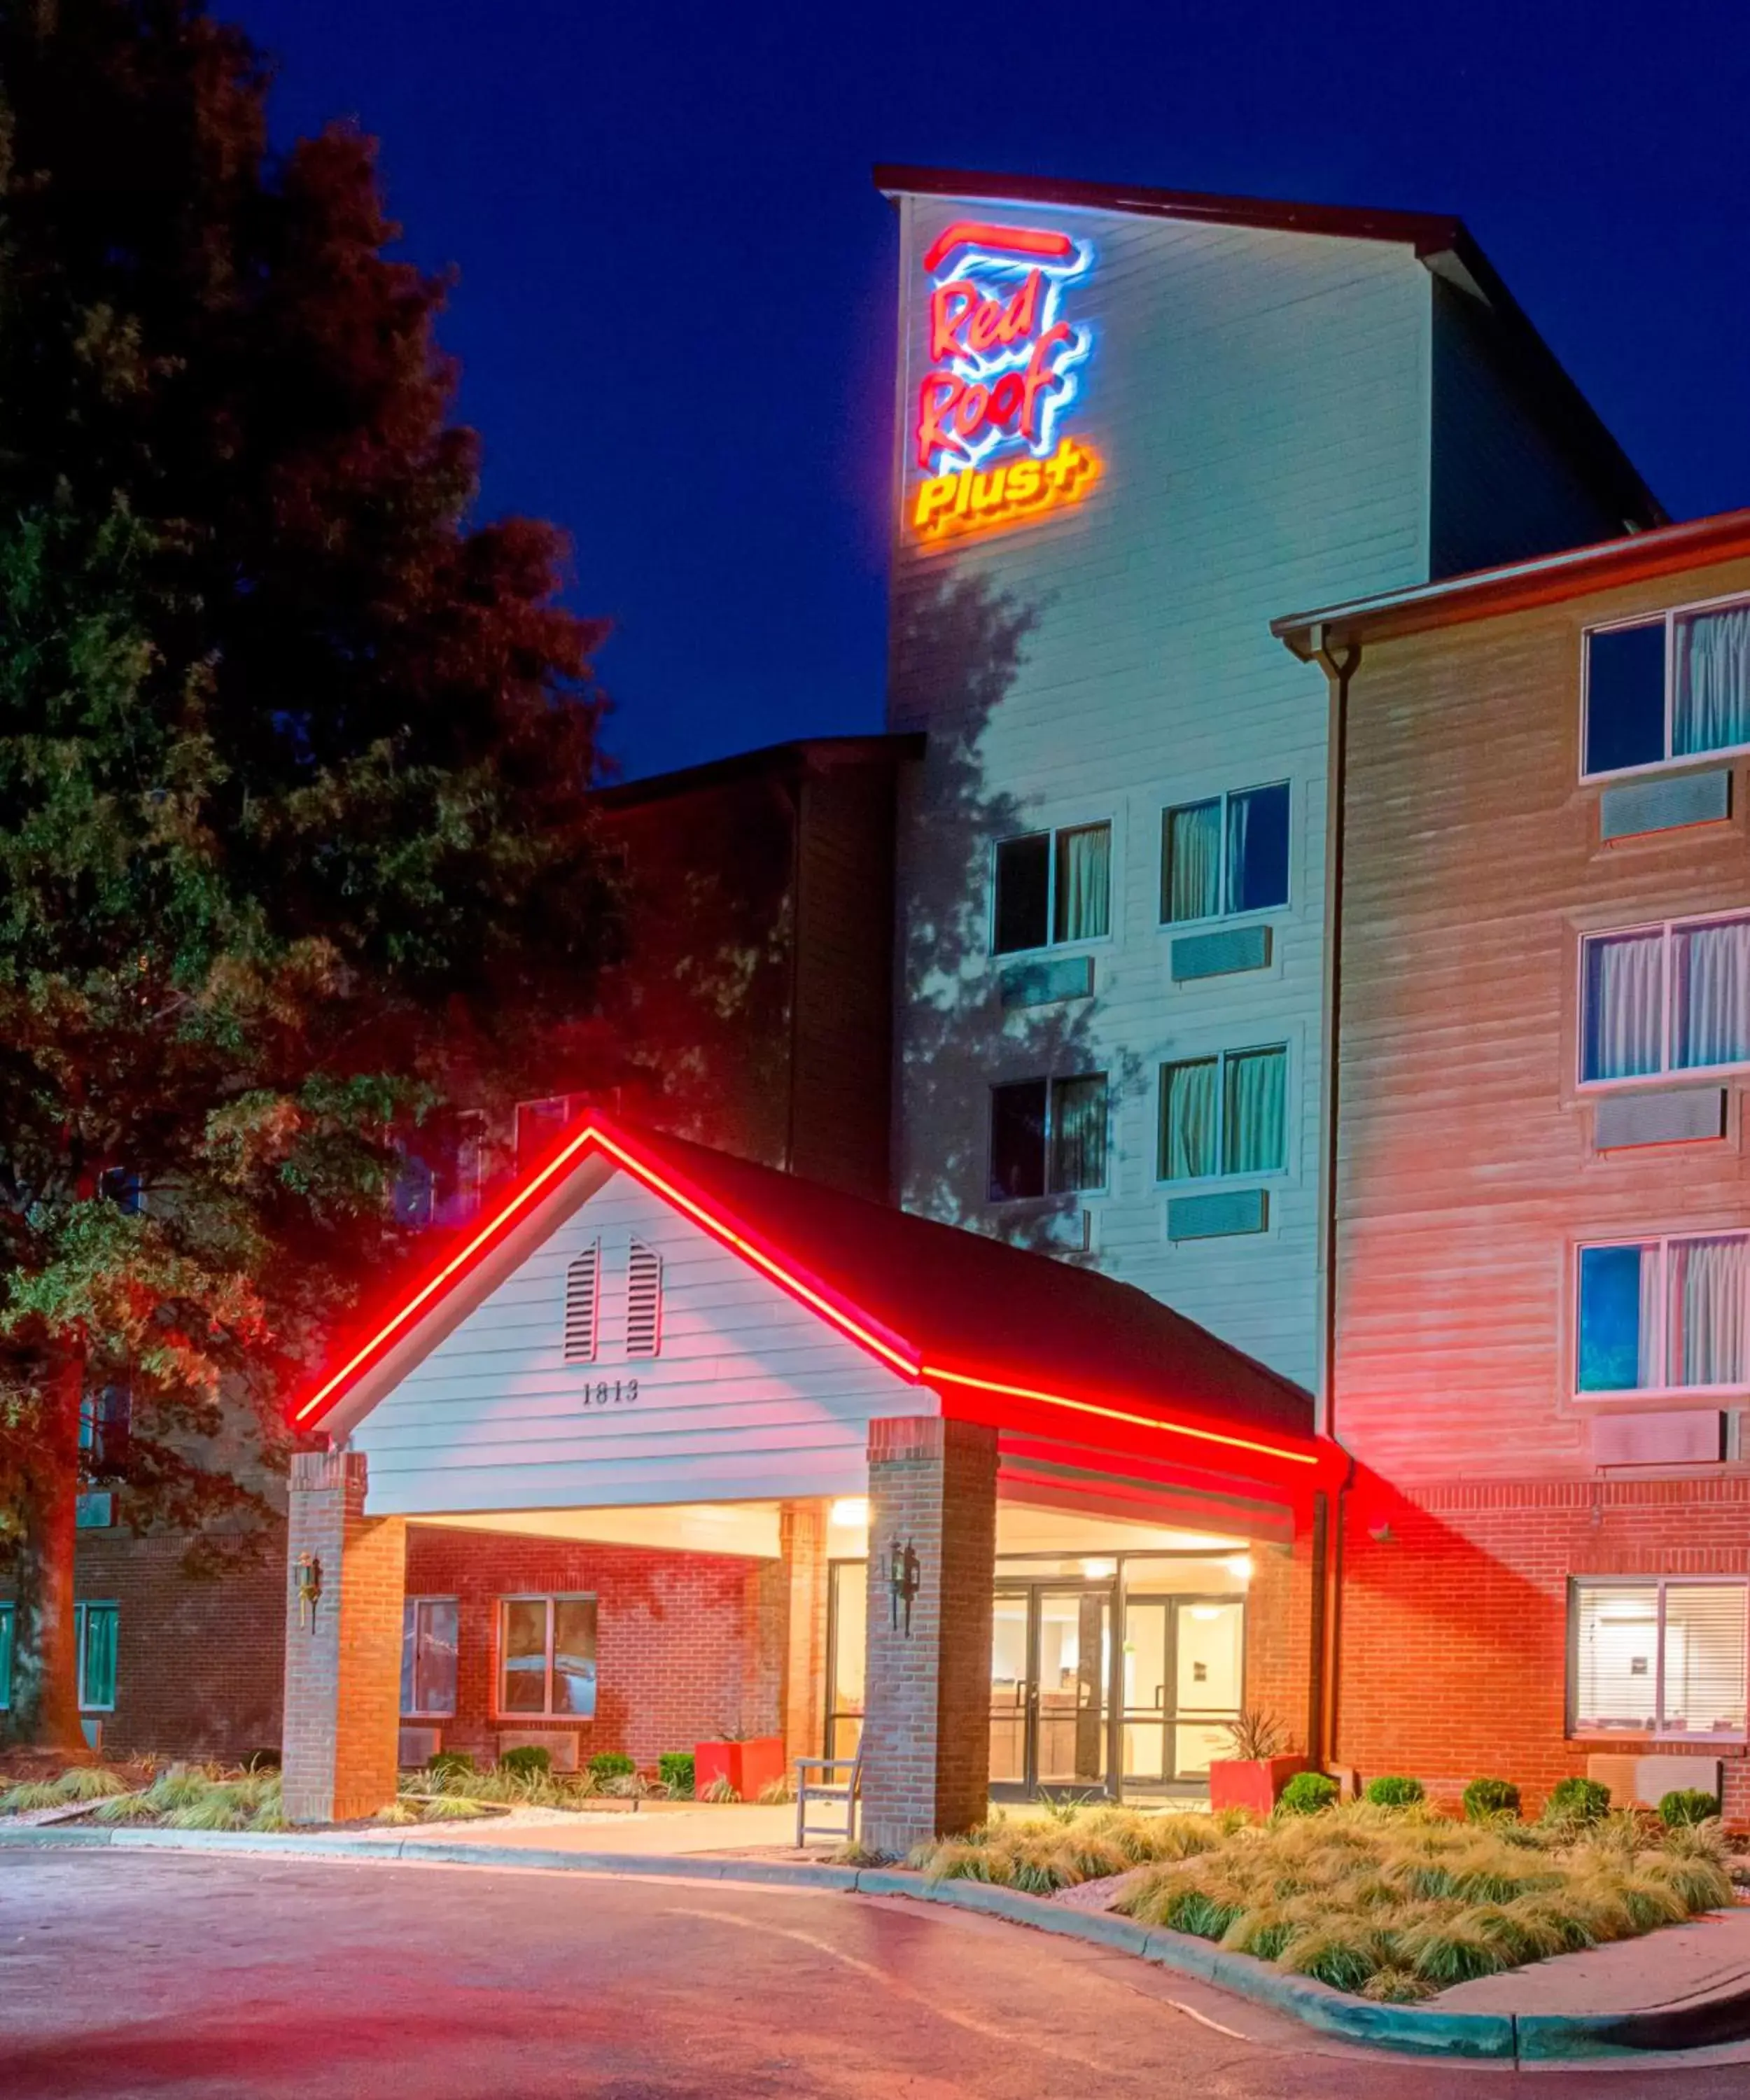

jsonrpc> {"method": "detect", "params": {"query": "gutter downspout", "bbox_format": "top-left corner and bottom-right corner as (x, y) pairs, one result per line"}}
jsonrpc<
(1311, 622), (1362, 1772)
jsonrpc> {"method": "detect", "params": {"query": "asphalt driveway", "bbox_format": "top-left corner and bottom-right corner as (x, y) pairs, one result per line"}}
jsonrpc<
(4, 1851), (1749, 2098)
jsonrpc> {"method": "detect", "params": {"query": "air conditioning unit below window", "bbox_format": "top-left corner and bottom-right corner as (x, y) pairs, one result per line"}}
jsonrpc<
(498, 1729), (580, 1772)
(398, 1726), (442, 1768)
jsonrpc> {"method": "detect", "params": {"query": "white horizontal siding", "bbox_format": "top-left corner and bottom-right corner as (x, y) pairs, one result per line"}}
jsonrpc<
(888, 198), (1436, 1391)
(351, 1171), (928, 1516)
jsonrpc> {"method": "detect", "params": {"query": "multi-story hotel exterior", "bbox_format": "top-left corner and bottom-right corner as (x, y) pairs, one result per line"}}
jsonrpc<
(881, 167), (1659, 1394)
(1275, 509), (1750, 1818)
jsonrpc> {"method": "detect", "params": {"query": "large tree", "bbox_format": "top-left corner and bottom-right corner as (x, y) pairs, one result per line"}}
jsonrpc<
(0, 0), (620, 1746)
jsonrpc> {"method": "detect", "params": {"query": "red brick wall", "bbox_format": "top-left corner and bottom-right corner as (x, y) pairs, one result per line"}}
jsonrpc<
(1337, 1472), (1750, 1822)
(1245, 1516), (1321, 1756)
(404, 1527), (783, 1766)
(2, 1527), (286, 1762)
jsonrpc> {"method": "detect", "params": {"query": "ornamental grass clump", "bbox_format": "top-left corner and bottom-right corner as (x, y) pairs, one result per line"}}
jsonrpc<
(0, 1781), (66, 1813)
(1112, 1793), (1730, 1999)
(53, 1767), (128, 1802)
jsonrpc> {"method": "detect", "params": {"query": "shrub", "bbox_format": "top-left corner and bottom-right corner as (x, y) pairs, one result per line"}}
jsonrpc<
(1278, 1771), (1338, 1816)
(1544, 1777), (1610, 1826)
(426, 1751), (477, 1784)
(1463, 1777), (1521, 1823)
(658, 1752), (695, 1798)
(589, 1751), (637, 1783)
(498, 1746), (552, 1780)
(1365, 1775), (1425, 1809)
(1660, 1788), (1721, 1829)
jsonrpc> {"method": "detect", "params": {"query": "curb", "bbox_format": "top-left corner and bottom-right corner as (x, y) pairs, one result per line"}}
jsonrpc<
(4, 1824), (1744, 2059)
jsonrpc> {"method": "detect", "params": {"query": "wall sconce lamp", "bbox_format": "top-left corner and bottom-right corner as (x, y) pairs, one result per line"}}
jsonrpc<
(888, 1537), (921, 1636)
(295, 1550), (323, 1631)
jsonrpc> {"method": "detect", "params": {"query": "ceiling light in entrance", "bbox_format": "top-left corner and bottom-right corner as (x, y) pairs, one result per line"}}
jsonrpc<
(1223, 1555), (1254, 1583)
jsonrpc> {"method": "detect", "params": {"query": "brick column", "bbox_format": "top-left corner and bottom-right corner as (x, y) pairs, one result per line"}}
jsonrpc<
(281, 1450), (405, 1825)
(861, 1416), (996, 1855)
(780, 1499), (831, 1768)
(1243, 1511), (1322, 1758)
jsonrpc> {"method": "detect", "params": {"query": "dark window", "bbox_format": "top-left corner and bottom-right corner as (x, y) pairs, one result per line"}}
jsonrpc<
(1585, 624), (1666, 776)
(993, 834), (1051, 955)
(499, 1595), (597, 1718)
(401, 1597), (458, 1717)
(988, 1079), (1048, 1200)
(1228, 783), (1291, 914)
(1576, 1242), (1648, 1392)
(988, 1075), (1108, 1201)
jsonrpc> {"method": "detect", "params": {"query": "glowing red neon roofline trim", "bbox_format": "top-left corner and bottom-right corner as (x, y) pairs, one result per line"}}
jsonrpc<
(925, 1365), (1318, 1468)
(293, 1120), (1320, 1480)
(921, 220), (1076, 274)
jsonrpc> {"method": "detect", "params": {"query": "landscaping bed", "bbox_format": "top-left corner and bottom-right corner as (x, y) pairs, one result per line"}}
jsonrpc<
(913, 1794), (1746, 2004)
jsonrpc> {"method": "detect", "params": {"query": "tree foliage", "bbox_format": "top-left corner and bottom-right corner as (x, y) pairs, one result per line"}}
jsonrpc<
(0, 0), (620, 1739)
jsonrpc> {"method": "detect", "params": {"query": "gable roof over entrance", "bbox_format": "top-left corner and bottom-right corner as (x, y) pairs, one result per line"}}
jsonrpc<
(295, 1116), (1323, 1492)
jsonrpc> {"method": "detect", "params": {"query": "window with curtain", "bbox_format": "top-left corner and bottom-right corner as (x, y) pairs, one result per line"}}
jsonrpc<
(988, 1074), (1109, 1200)
(1584, 596), (1750, 776)
(1581, 913), (1750, 1082)
(401, 1597), (459, 1718)
(1159, 1046), (1287, 1181)
(498, 1595), (597, 1718)
(1572, 1578), (1748, 1737)
(75, 1602), (118, 1712)
(1578, 1232), (1750, 1394)
(1161, 783), (1289, 923)
(827, 1560), (867, 1760)
(992, 822), (1111, 954)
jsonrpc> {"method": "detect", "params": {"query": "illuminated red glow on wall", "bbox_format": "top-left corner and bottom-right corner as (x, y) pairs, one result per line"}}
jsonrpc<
(291, 1115), (1324, 1493)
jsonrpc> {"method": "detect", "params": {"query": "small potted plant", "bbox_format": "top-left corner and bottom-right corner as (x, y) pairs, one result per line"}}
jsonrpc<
(694, 1727), (785, 1800)
(1208, 1709), (1307, 1814)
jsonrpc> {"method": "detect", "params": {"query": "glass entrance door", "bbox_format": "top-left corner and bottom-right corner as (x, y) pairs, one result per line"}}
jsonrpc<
(1121, 1596), (1245, 1788)
(989, 1583), (1113, 1796)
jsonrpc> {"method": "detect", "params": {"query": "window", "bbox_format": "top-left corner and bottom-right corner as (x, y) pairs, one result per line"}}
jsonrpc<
(498, 1595), (596, 1718)
(1161, 782), (1289, 925)
(1577, 1232), (1750, 1394)
(1571, 1578), (1747, 1737)
(400, 1597), (458, 1718)
(78, 1386), (130, 1476)
(1160, 1045), (1288, 1181)
(1581, 913), (1750, 1083)
(75, 1602), (118, 1713)
(564, 1241), (601, 1363)
(0, 1601), (10, 1710)
(988, 1074), (1108, 1201)
(626, 1240), (663, 1359)
(393, 1112), (486, 1230)
(1584, 599), (1750, 777)
(991, 822), (1111, 954)
(825, 1561), (867, 1760)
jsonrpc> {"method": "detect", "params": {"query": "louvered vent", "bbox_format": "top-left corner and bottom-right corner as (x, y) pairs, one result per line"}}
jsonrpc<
(564, 1242), (601, 1362)
(626, 1239), (663, 1359)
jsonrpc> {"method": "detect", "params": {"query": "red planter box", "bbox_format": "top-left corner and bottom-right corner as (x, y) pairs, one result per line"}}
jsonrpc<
(1208, 1755), (1308, 1816)
(694, 1735), (786, 1800)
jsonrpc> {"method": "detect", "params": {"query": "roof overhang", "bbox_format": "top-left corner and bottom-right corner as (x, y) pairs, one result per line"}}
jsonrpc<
(295, 1114), (1338, 1499)
(1274, 506), (1750, 661)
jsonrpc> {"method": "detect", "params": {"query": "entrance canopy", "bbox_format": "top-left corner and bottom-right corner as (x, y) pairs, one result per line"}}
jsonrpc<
(292, 1114), (1330, 1527)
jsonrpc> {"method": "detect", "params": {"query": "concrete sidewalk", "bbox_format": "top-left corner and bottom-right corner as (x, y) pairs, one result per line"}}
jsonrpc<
(354, 1800), (805, 1857)
(1436, 1903), (1750, 2019)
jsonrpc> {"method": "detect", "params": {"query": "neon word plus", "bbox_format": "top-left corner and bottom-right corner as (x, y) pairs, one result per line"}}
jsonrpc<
(912, 436), (1100, 540)
(912, 218), (1099, 540)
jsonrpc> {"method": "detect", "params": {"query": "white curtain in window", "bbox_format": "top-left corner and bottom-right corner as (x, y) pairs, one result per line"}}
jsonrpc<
(1224, 1047), (1287, 1175)
(1163, 802), (1222, 922)
(1051, 1075), (1108, 1192)
(1669, 1235), (1750, 1388)
(1639, 1242), (1663, 1390)
(1056, 826), (1110, 942)
(1585, 930), (1664, 1079)
(1675, 606), (1750, 756)
(1162, 1060), (1219, 1179)
(1672, 916), (1750, 1070)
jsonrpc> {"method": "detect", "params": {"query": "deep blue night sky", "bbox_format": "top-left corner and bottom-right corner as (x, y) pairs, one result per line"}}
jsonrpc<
(232, 0), (1750, 781)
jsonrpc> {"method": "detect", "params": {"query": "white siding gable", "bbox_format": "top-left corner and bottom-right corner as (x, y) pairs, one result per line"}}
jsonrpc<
(350, 1168), (929, 1517)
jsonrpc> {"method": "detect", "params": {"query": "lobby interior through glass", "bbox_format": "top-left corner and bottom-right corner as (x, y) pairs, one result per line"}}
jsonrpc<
(825, 1550), (1250, 1798)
